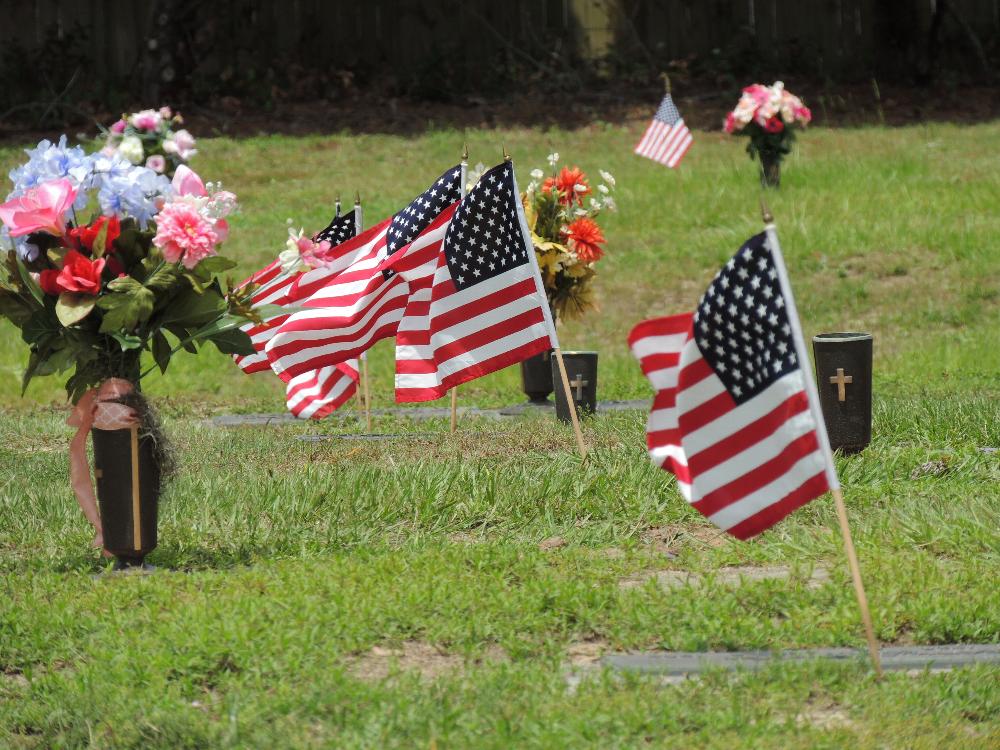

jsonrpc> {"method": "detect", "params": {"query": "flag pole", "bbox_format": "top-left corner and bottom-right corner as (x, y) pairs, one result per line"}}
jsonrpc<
(761, 199), (882, 678)
(355, 191), (372, 432)
(335, 194), (342, 218)
(509, 147), (588, 460)
(449, 144), (469, 434)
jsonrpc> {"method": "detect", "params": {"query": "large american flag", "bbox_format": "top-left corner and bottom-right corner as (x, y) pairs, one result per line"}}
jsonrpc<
(265, 166), (463, 381)
(383, 161), (554, 401)
(634, 92), (692, 168)
(628, 232), (834, 539)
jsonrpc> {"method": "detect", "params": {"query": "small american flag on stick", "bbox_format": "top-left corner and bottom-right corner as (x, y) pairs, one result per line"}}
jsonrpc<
(635, 92), (692, 168)
(628, 232), (836, 539)
(382, 161), (553, 401)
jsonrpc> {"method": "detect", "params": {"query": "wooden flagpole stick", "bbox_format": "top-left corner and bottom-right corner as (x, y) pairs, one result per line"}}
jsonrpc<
(508, 145), (588, 460)
(762, 199), (882, 678)
(552, 347), (588, 460)
(362, 351), (372, 433)
(448, 145), (469, 434)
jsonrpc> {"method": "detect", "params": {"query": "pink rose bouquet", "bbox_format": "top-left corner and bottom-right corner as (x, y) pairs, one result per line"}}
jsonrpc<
(723, 81), (811, 186)
(101, 106), (196, 177)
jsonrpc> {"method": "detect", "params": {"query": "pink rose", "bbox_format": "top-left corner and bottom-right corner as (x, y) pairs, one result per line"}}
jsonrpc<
(724, 112), (737, 133)
(171, 164), (206, 197)
(145, 154), (167, 173)
(129, 109), (161, 131)
(796, 106), (812, 124)
(153, 201), (219, 269)
(0, 178), (77, 237)
(110, 119), (127, 134)
(743, 84), (770, 107)
(158, 106), (172, 119)
(40, 250), (106, 296)
(166, 129), (197, 160)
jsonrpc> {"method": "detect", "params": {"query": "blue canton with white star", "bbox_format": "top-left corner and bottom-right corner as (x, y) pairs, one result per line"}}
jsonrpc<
(313, 210), (356, 245)
(383, 164), (463, 271)
(692, 233), (797, 404)
(443, 162), (529, 291)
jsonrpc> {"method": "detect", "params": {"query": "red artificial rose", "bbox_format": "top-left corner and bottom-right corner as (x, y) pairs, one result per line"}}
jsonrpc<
(44, 250), (106, 296)
(763, 116), (785, 133)
(543, 167), (591, 206)
(68, 215), (121, 253)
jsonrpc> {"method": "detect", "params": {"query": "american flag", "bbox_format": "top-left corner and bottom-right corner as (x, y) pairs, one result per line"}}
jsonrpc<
(284, 360), (360, 419)
(634, 93), (692, 168)
(383, 161), (554, 402)
(265, 166), (463, 381)
(233, 209), (359, 374)
(628, 232), (835, 539)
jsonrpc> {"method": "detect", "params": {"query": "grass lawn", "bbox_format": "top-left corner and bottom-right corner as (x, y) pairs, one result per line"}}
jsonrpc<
(1, 122), (999, 748)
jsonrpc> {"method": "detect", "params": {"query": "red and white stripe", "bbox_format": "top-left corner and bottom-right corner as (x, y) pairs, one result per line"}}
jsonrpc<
(386, 218), (551, 403)
(264, 219), (410, 382)
(233, 260), (301, 373)
(284, 359), (359, 420)
(628, 314), (829, 539)
(634, 118), (692, 168)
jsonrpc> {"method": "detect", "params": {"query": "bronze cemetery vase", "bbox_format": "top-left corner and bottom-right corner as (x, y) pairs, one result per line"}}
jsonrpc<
(92, 424), (161, 568)
(812, 332), (873, 454)
(520, 349), (555, 403)
(552, 351), (598, 425)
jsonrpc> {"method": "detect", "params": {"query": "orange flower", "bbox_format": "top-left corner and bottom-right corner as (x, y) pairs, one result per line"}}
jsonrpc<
(543, 166), (591, 206)
(564, 217), (605, 263)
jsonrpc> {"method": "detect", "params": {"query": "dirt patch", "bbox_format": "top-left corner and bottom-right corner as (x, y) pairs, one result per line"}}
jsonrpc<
(566, 639), (611, 667)
(641, 524), (729, 554)
(539, 536), (568, 551)
(619, 565), (831, 591)
(347, 641), (506, 682)
(794, 705), (857, 732)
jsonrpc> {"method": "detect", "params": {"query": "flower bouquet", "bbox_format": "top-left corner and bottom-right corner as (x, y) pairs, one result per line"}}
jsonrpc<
(101, 106), (197, 177)
(0, 137), (262, 566)
(511, 154), (616, 403)
(521, 153), (617, 320)
(724, 81), (811, 187)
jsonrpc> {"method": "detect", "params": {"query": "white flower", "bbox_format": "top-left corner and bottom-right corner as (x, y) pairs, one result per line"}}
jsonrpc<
(547, 152), (559, 166)
(573, 183), (588, 193)
(574, 207), (587, 216)
(117, 135), (144, 164)
(278, 247), (304, 274)
(530, 168), (544, 180)
(599, 170), (615, 187)
(466, 162), (487, 191)
(589, 198), (602, 211)
(602, 196), (617, 212)
(597, 184), (609, 194)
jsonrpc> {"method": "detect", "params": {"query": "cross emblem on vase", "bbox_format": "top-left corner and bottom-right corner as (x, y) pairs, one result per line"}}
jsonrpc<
(569, 374), (589, 401)
(829, 368), (853, 402)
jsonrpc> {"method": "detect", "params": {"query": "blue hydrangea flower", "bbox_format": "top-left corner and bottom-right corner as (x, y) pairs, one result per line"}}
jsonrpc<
(8, 136), (96, 211)
(0, 225), (39, 263)
(97, 164), (172, 229)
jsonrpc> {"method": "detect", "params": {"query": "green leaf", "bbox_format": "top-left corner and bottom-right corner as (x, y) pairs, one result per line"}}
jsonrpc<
(91, 220), (110, 258)
(55, 293), (96, 327)
(157, 286), (226, 329)
(183, 272), (207, 294)
(46, 246), (71, 265)
(250, 303), (300, 321)
(165, 324), (198, 354)
(144, 262), (182, 292)
(15, 257), (43, 305)
(0, 290), (34, 327)
(195, 256), (238, 275)
(21, 308), (61, 346)
(152, 330), (172, 374)
(21, 351), (42, 395)
(207, 328), (254, 356)
(97, 276), (155, 333)
(110, 332), (143, 351)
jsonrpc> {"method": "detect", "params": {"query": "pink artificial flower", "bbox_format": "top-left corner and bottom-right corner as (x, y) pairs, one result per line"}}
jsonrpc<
(153, 201), (220, 270)
(796, 106), (812, 124)
(214, 218), (229, 244)
(0, 178), (77, 237)
(129, 109), (161, 131)
(164, 129), (197, 161)
(158, 106), (173, 119)
(110, 119), (127, 134)
(145, 154), (167, 173)
(724, 112), (737, 134)
(171, 164), (207, 197)
(743, 84), (770, 107)
(300, 236), (334, 268)
(763, 116), (785, 134)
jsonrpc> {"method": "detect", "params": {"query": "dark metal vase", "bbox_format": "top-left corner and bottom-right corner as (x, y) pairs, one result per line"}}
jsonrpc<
(812, 332), (873, 454)
(551, 351), (598, 425)
(759, 153), (781, 188)
(91, 426), (160, 568)
(520, 349), (554, 403)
